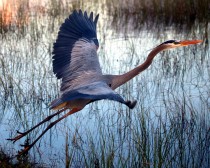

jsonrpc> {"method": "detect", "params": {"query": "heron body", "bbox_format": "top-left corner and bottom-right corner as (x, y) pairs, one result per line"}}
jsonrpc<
(51, 10), (138, 111)
(8, 10), (202, 155)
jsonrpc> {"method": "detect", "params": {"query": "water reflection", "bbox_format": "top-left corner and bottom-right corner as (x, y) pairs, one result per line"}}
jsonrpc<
(0, 4), (209, 167)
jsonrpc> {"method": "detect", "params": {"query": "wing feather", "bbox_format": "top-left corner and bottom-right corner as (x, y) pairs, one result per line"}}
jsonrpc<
(59, 38), (102, 92)
(52, 10), (100, 84)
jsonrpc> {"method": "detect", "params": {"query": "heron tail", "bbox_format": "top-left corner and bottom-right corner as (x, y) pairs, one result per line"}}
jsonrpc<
(50, 98), (67, 110)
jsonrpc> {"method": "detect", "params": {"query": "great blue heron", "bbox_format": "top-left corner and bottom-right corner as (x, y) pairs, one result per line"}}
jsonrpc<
(8, 10), (202, 155)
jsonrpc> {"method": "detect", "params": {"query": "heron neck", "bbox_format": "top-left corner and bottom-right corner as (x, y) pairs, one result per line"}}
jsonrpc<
(112, 45), (165, 89)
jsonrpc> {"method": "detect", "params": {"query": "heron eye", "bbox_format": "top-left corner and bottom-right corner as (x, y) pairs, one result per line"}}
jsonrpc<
(108, 84), (111, 87)
(174, 41), (180, 45)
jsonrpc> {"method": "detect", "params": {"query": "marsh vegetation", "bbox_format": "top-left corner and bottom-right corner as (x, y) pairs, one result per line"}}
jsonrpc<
(0, 0), (209, 167)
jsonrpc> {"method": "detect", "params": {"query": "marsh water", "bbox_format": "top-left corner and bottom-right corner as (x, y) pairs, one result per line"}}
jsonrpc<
(0, 1), (210, 167)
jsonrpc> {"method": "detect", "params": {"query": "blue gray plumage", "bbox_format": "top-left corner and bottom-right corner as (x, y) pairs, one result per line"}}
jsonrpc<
(53, 10), (99, 81)
(51, 10), (137, 110)
(50, 82), (129, 108)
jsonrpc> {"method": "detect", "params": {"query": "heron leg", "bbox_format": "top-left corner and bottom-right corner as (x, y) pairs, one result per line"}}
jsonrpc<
(17, 108), (80, 156)
(7, 108), (67, 143)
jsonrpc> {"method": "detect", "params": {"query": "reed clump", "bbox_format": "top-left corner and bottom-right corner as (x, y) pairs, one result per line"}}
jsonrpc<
(0, 0), (209, 34)
(107, 0), (209, 25)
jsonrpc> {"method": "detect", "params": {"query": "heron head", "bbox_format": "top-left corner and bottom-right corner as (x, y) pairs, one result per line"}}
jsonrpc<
(159, 40), (202, 50)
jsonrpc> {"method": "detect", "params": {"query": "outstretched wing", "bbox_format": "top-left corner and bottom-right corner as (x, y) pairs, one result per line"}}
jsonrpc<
(52, 10), (101, 91)
(50, 82), (128, 109)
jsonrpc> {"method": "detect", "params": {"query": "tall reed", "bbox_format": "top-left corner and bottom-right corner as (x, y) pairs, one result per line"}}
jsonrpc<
(0, 0), (209, 167)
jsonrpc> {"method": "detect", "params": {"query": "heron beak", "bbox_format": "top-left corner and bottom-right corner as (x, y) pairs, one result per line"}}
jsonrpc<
(179, 40), (202, 46)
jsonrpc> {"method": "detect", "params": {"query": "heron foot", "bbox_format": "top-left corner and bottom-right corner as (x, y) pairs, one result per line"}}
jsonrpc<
(17, 145), (31, 156)
(7, 130), (27, 143)
(125, 100), (137, 109)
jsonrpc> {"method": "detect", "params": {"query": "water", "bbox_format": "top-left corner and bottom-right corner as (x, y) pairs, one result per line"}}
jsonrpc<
(0, 3), (209, 167)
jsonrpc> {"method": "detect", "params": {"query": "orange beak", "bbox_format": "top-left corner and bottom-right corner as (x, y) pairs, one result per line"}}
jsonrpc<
(179, 40), (202, 46)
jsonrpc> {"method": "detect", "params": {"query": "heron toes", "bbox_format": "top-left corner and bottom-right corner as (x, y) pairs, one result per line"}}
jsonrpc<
(17, 146), (31, 156)
(125, 100), (137, 109)
(7, 130), (27, 143)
